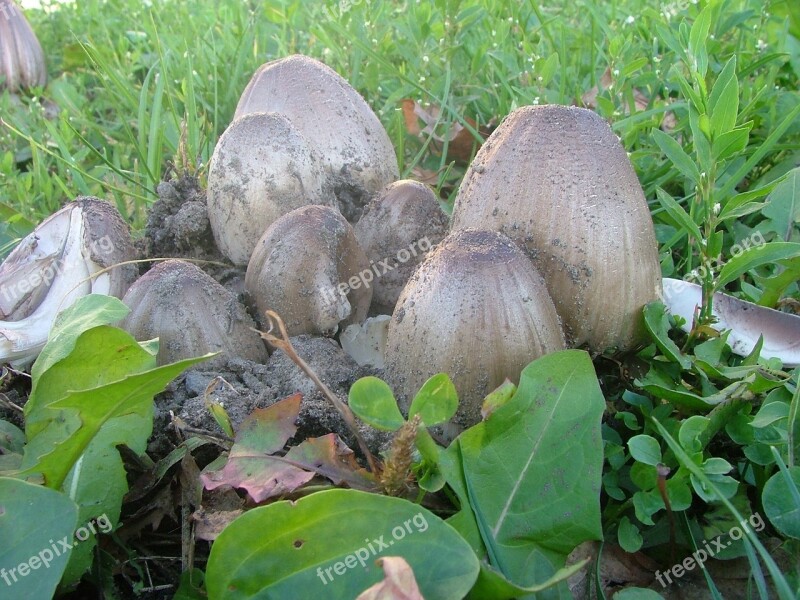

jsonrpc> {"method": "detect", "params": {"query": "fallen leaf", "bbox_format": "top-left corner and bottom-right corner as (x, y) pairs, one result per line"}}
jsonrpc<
(401, 99), (493, 163)
(285, 433), (376, 490)
(192, 507), (244, 542)
(355, 556), (424, 600)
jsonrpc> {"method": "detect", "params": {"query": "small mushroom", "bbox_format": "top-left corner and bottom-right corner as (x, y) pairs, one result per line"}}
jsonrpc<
(354, 179), (448, 315)
(452, 104), (662, 352)
(234, 54), (399, 221)
(0, 198), (136, 364)
(384, 228), (566, 433)
(206, 112), (335, 265)
(120, 260), (268, 366)
(0, 1), (47, 92)
(245, 205), (371, 337)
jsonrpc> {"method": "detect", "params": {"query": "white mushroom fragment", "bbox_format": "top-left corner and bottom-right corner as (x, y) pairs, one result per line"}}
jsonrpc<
(0, 198), (136, 364)
(0, 0), (47, 92)
(206, 112), (335, 266)
(354, 179), (448, 315)
(452, 104), (662, 352)
(384, 228), (566, 433)
(245, 205), (372, 337)
(234, 54), (399, 221)
(120, 260), (268, 366)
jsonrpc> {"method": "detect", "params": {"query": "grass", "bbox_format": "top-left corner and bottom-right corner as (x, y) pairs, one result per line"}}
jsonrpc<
(2, 0), (800, 596)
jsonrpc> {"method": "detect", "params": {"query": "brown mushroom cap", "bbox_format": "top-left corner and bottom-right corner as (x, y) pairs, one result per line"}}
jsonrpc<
(354, 180), (448, 315)
(234, 54), (399, 221)
(206, 112), (335, 266)
(245, 205), (372, 337)
(384, 228), (566, 431)
(0, 1), (47, 92)
(451, 104), (662, 352)
(120, 260), (268, 366)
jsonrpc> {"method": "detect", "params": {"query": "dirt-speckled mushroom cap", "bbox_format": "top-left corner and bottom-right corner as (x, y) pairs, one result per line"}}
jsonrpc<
(120, 260), (268, 366)
(354, 180), (448, 315)
(0, 1), (47, 92)
(245, 205), (372, 337)
(206, 112), (335, 266)
(234, 54), (399, 221)
(384, 228), (565, 431)
(451, 104), (662, 352)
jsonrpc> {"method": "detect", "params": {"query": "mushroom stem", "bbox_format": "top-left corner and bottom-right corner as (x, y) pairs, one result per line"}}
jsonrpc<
(255, 310), (379, 474)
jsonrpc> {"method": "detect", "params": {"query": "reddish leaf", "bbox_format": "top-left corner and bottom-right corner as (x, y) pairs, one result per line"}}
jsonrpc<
(400, 99), (492, 163)
(285, 433), (376, 490)
(355, 556), (424, 600)
(200, 394), (313, 502)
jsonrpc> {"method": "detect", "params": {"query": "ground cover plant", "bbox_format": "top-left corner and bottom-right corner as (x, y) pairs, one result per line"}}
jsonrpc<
(1, 0), (799, 598)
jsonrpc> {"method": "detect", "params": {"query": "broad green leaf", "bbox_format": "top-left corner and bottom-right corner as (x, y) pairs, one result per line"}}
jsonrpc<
(679, 416), (710, 453)
(468, 560), (587, 600)
(642, 302), (692, 368)
(0, 478), (78, 599)
(618, 517), (643, 553)
(712, 125), (750, 162)
(449, 350), (604, 592)
(408, 373), (458, 426)
(29, 294), (131, 391)
(750, 402), (789, 428)
(653, 132), (701, 185)
(628, 435), (662, 466)
(21, 353), (210, 490)
(709, 56), (738, 137)
(349, 376), (405, 431)
(762, 466), (800, 539)
(715, 242), (800, 290)
(206, 489), (479, 600)
(703, 457), (733, 475)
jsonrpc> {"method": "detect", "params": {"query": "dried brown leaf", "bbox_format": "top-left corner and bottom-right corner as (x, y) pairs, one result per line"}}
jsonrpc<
(355, 556), (424, 600)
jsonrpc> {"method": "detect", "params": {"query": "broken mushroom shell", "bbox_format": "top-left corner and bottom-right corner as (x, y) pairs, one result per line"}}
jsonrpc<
(206, 111), (336, 266)
(0, 1), (47, 92)
(234, 54), (399, 221)
(0, 198), (136, 365)
(120, 260), (268, 366)
(245, 205), (372, 337)
(384, 228), (566, 433)
(451, 104), (662, 352)
(354, 179), (448, 316)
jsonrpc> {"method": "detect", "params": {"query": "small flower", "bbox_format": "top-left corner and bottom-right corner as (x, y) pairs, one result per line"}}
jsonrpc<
(756, 39), (767, 52)
(625, 15), (635, 25)
(422, 55), (429, 63)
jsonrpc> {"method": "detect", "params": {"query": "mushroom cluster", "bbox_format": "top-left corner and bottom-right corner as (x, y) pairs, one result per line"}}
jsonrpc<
(1, 55), (662, 441)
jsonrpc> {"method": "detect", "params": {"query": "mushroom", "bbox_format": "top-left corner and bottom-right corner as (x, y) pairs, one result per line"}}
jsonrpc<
(234, 54), (399, 221)
(0, 198), (136, 364)
(0, 0), (46, 92)
(245, 205), (371, 337)
(206, 112), (335, 266)
(451, 104), (662, 352)
(354, 179), (448, 315)
(120, 260), (268, 366)
(384, 228), (566, 433)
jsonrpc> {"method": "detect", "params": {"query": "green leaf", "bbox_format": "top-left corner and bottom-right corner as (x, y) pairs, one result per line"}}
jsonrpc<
(447, 350), (604, 590)
(205, 489), (479, 599)
(763, 465), (800, 539)
(0, 477), (79, 599)
(653, 131), (701, 184)
(762, 168), (800, 241)
(709, 56), (738, 137)
(688, 4), (712, 76)
(618, 517), (643, 553)
(348, 376), (405, 431)
(468, 560), (587, 599)
(613, 589), (665, 600)
(715, 242), (800, 290)
(750, 402), (790, 428)
(408, 373), (458, 426)
(628, 435), (662, 466)
(480, 379), (517, 420)
(712, 125), (750, 162)
(642, 302), (692, 368)
(679, 416), (710, 453)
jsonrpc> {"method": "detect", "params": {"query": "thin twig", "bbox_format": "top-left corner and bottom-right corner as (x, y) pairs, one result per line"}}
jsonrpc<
(254, 310), (380, 474)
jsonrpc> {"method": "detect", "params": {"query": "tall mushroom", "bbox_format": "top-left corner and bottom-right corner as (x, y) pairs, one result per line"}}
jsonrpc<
(206, 112), (335, 266)
(234, 54), (399, 221)
(245, 205), (372, 337)
(384, 228), (566, 433)
(0, 0), (47, 92)
(451, 105), (662, 352)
